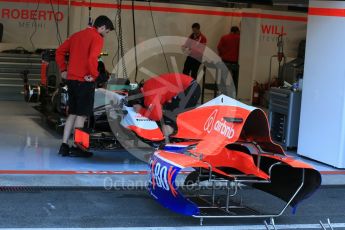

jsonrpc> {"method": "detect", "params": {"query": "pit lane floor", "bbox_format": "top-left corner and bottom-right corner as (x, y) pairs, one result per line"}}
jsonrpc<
(0, 101), (148, 172)
(1, 101), (345, 229)
(0, 100), (345, 187)
(0, 186), (344, 228)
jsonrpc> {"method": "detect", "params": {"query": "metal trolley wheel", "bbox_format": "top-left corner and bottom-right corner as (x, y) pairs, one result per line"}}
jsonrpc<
(24, 84), (41, 103)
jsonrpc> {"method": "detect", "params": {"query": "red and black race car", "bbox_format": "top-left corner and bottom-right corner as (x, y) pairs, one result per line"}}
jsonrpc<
(74, 87), (321, 223)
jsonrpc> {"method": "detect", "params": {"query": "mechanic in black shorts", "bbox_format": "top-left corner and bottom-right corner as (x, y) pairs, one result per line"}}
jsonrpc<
(55, 16), (114, 157)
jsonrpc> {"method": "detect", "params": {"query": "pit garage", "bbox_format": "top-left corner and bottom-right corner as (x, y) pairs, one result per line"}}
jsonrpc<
(0, 0), (345, 229)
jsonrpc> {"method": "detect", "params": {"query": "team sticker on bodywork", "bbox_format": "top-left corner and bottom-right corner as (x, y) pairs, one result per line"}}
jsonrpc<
(204, 109), (235, 139)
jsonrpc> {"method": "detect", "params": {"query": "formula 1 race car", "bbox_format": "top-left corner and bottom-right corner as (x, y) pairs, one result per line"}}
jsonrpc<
(149, 95), (321, 224)
(73, 89), (321, 223)
(22, 49), (134, 149)
(23, 49), (154, 151)
(74, 87), (164, 152)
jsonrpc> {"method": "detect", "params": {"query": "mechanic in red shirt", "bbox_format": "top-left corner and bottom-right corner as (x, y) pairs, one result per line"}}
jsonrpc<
(56, 15), (114, 157)
(130, 73), (201, 137)
(217, 26), (240, 95)
(182, 23), (207, 80)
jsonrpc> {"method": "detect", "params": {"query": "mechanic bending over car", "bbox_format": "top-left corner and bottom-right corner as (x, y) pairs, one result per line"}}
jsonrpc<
(56, 15), (114, 157)
(129, 73), (201, 137)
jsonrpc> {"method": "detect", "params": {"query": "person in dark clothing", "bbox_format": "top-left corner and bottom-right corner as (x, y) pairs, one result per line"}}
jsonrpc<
(130, 73), (201, 137)
(182, 23), (207, 80)
(217, 26), (240, 96)
(56, 15), (114, 157)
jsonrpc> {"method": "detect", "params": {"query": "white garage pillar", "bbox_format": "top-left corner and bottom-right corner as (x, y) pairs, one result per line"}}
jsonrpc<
(298, 0), (345, 168)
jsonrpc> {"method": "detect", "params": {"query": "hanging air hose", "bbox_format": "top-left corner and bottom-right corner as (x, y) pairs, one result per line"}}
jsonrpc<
(88, 0), (92, 26)
(132, 0), (138, 82)
(116, 0), (128, 79)
(49, 0), (62, 45)
(29, 0), (41, 50)
(148, 1), (170, 73)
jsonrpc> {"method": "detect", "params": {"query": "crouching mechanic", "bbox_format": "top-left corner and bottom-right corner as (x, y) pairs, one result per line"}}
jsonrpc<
(130, 73), (201, 137)
(56, 15), (114, 157)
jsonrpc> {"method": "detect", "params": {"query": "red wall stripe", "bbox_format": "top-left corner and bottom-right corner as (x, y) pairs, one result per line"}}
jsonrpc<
(0, 170), (149, 175)
(309, 7), (345, 17)
(0, 169), (343, 175)
(242, 12), (307, 22)
(0, 170), (191, 175)
(71, 1), (243, 17)
(0, 0), (69, 4)
(0, 0), (307, 22)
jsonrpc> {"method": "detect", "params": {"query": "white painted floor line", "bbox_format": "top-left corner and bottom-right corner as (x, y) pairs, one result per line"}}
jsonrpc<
(2, 223), (345, 230)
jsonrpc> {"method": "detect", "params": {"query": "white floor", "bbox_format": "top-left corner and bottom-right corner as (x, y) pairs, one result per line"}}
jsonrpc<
(0, 101), (147, 172)
(0, 100), (342, 174)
